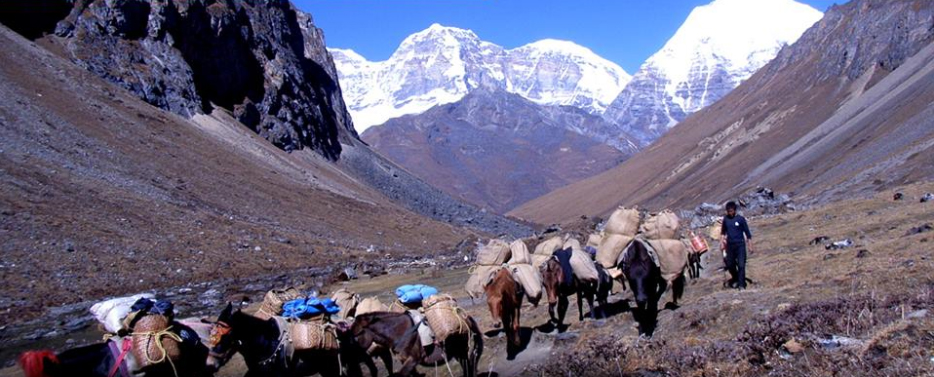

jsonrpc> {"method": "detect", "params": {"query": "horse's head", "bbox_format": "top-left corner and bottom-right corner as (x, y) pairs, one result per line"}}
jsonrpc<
(205, 303), (238, 372)
(541, 257), (562, 305)
(484, 268), (516, 328)
(620, 241), (658, 306)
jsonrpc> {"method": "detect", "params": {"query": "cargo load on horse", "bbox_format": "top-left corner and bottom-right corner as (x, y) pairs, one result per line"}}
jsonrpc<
(124, 298), (183, 370)
(281, 297), (341, 319)
(421, 294), (470, 343)
(330, 288), (360, 320)
(596, 233), (634, 268)
(639, 210), (681, 240)
(570, 248), (599, 282)
(642, 238), (692, 284)
(465, 239), (512, 298)
(507, 240), (543, 305)
(595, 207), (640, 269)
(355, 296), (388, 315)
(289, 318), (339, 351)
(90, 293), (155, 334)
(255, 287), (302, 320)
(605, 206), (640, 236)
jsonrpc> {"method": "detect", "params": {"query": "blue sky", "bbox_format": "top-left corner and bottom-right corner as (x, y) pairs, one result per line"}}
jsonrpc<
(295, 0), (840, 73)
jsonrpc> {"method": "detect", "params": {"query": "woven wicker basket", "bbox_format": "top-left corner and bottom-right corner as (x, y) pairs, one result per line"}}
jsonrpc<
(131, 314), (181, 369)
(422, 294), (468, 342)
(256, 288), (302, 320)
(290, 320), (338, 351)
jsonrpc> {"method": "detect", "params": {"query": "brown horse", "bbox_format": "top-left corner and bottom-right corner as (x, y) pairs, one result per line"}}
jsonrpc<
(344, 312), (483, 377)
(484, 268), (523, 354)
(541, 254), (611, 329)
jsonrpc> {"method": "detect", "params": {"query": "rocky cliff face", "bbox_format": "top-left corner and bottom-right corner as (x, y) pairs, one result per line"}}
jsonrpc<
(362, 89), (637, 213)
(39, 0), (356, 158)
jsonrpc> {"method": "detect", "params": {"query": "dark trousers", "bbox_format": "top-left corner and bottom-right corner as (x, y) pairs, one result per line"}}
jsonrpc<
(726, 242), (747, 288)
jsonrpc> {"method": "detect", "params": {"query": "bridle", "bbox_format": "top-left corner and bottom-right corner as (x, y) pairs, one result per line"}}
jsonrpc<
(208, 321), (235, 361)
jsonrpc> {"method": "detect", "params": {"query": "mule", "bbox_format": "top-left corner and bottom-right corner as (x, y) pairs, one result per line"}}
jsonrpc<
(541, 255), (611, 329)
(484, 267), (523, 353)
(345, 312), (483, 377)
(19, 325), (210, 377)
(207, 303), (343, 377)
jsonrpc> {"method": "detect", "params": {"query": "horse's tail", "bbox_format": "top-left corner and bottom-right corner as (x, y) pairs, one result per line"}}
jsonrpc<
(19, 350), (58, 377)
(466, 316), (483, 377)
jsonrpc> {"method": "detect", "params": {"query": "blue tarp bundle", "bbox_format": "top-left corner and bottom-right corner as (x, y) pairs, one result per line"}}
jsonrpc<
(395, 284), (438, 304)
(281, 297), (340, 319)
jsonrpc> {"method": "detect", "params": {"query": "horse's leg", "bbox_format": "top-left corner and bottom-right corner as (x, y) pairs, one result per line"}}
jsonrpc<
(672, 274), (685, 306)
(393, 355), (420, 377)
(512, 306), (521, 347)
(585, 285), (597, 321)
(557, 294), (569, 328)
(576, 287), (586, 322)
(378, 347), (394, 376)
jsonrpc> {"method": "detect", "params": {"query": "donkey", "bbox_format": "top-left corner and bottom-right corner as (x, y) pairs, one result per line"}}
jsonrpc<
(617, 240), (669, 336)
(207, 303), (343, 377)
(541, 253), (611, 329)
(345, 312), (483, 377)
(19, 325), (210, 377)
(484, 267), (523, 354)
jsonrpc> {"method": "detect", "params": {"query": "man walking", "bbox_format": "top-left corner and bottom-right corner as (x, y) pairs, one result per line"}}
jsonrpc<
(721, 201), (753, 289)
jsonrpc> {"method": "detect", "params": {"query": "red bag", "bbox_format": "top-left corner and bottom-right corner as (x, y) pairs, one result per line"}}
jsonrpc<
(689, 231), (709, 255)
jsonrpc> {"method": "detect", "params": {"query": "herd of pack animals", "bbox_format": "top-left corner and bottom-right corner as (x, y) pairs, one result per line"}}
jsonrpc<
(17, 208), (716, 377)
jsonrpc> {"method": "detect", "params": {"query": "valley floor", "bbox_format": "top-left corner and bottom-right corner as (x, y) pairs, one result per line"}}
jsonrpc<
(2, 182), (933, 376)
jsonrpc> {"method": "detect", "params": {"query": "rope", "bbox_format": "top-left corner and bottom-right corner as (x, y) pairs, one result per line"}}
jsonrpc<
(130, 326), (182, 377)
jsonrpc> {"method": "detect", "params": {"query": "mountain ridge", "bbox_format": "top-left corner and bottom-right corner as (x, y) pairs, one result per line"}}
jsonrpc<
(362, 88), (637, 213)
(603, 0), (823, 144)
(511, 0), (934, 225)
(330, 23), (631, 131)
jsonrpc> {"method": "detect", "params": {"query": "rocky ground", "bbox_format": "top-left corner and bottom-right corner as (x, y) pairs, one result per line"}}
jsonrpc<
(1, 181), (932, 374)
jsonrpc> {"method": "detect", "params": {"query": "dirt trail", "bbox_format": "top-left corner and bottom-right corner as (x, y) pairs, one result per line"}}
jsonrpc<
(3, 182), (933, 376)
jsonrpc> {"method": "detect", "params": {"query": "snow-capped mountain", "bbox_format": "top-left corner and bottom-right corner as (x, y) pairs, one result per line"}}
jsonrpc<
(603, 0), (823, 144)
(330, 24), (631, 131)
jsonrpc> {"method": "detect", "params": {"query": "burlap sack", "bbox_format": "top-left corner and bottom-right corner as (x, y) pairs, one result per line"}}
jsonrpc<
(256, 287), (302, 320)
(570, 248), (599, 282)
(465, 266), (502, 298)
(131, 315), (181, 369)
(509, 264), (543, 304)
(533, 236), (563, 255)
(91, 294), (155, 334)
(531, 254), (552, 269)
(290, 321), (339, 351)
(605, 207), (640, 236)
(563, 237), (583, 252)
(355, 296), (388, 315)
(596, 233), (634, 268)
(645, 239), (690, 283)
(330, 289), (360, 319)
(586, 233), (603, 248)
(476, 239), (511, 265)
(509, 240), (531, 264)
(708, 218), (723, 241)
(640, 210), (681, 240)
(422, 294), (469, 342)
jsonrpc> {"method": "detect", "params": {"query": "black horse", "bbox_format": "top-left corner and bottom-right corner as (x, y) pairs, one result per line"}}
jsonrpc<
(20, 326), (209, 377)
(618, 240), (671, 336)
(541, 251), (613, 330)
(207, 303), (344, 377)
(345, 311), (484, 377)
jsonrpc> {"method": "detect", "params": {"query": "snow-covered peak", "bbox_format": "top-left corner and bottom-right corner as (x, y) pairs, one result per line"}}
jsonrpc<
(649, 0), (823, 86)
(329, 24), (631, 132)
(603, 0), (822, 144)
